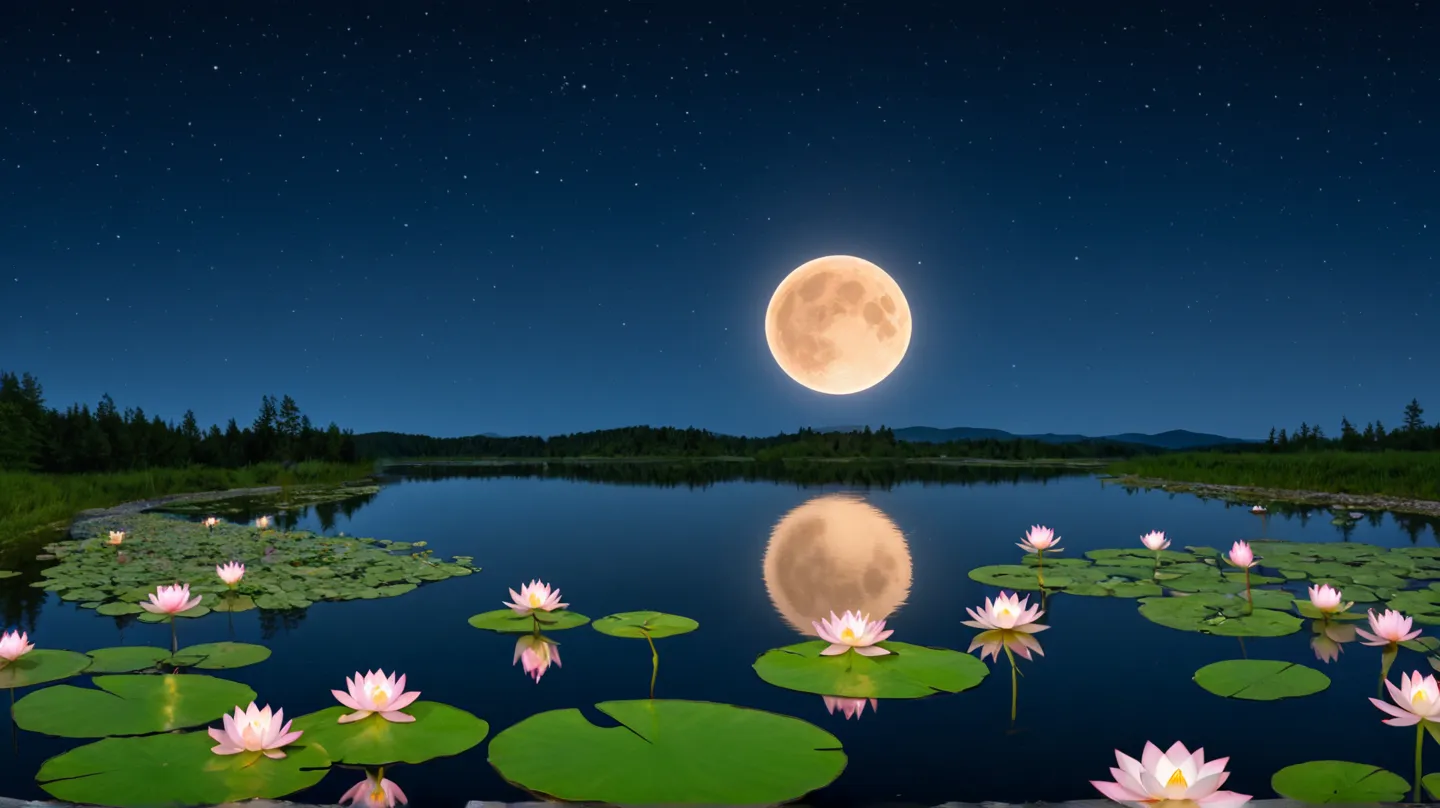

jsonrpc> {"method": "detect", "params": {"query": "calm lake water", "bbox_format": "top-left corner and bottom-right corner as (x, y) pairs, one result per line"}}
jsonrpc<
(4, 467), (1440, 807)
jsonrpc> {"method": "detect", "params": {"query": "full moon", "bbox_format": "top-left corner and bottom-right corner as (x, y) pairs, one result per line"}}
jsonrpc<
(762, 493), (913, 636)
(764, 254), (913, 395)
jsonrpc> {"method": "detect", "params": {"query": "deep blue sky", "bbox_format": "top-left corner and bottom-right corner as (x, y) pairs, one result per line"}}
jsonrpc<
(3, 2), (1436, 440)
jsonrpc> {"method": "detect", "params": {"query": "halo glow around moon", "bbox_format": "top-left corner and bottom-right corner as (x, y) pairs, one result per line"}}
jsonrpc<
(762, 493), (913, 636)
(764, 254), (913, 395)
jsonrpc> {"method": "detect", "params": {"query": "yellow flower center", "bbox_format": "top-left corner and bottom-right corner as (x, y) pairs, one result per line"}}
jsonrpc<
(528, 591), (544, 607)
(370, 783), (387, 802)
(249, 717), (268, 734)
(1414, 690), (1429, 707)
(1166, 769), (1188, 788)
(365, 683), (391, 705)
(840, 627), (856, 641)
(997, 607), (1013, 619)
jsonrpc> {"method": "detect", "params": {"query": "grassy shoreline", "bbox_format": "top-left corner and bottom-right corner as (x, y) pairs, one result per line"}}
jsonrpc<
(1106, 451), (1440, 502)
(376, 455), (1112, 469)
(0, 461), (375, 545)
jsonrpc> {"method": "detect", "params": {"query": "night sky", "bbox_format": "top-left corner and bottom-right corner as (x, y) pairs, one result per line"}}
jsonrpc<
(3, 2), (1436, 440)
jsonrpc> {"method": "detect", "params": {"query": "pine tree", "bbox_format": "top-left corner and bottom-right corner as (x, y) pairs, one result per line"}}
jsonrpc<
(1404, 399), (1426, 432)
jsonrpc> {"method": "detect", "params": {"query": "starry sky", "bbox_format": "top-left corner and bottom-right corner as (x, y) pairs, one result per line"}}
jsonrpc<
(3, 2), (1436, 440)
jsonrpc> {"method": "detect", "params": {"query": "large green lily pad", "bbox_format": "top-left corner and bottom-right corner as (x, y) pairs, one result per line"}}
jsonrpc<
(592, 611), (699, 639)
(85, 646), (171, 674)
(169, 642), (271, 670)
(1272, 760), (1409, 803)
(468, 608), (591, 633)
(0, 649), (91, 689)
(37, 730), (329, 808)
(488, 699), (845, 804)
(38, 512), (476, 618)
(1193, 659), (1331, 701)
(752, 641), (988, 699)
(292, 701), (488, 766)
(1138, 593), (1303, 637)
(14, 674), (256, 738)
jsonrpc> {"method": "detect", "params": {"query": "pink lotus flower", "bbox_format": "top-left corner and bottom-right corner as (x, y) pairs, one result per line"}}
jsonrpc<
(1091, 741), (1250, 808)
(202, 517), (220, 530)
(0, 630), (35, 663)
(1372, 670), (1440, 726)
(1018, 525), (1062, 554)
(963, 591), (1050, 661)
(208, 702), (303, 759)
(1357, 609), (1422, 647)
(107, 530), (125, 545)
(514, 634), (562, 682)
(217, 562), (245, 586)
(332, 670), (420, 723)
(813, 610), (893, 657)
(340, 771), (409, 807)
(1141, 530), (1170, 551)
(1308, 584), (1353, 615)
(823, 695), (878, 720)
(503, 580), (568, 615)
(139, 583), (203, 616)
(1225, 541), (1255, 569)
(255, 515), (272, 529)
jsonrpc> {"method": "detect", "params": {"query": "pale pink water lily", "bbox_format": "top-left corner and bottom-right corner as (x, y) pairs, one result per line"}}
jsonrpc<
(1225, 541), (1255, 569)
(0, 630), (35, 663)
(202, 517), (220, 530)
(107, 530), (125, 545)
(1091, 741), (1251, 808)
(503, 580), (568, 615)
(208, 702), (303, 759)
(1018, 525), (1061, 554)
(514, 634), (562, 682)
(962, 591), (1050, 661)
(217, 562), (245, 586)
(140, 583), (203, 615)
(1371, 670), (1440, 726)
(813, 610), (893, 656)
(254, 515), (272, 529)
(1357, 609), (1422, 647)
(1140, 530), (1170, 551)
(822, 695), (878, 720)
(1308, 584), (1353, 615)
(339, 771), (408, 807)
(332, 670), (420, 723)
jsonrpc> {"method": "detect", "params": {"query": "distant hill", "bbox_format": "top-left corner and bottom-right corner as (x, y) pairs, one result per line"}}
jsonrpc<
(816, 425), (1253, 450)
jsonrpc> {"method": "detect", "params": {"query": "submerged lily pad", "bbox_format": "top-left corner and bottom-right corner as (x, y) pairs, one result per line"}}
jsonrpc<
(14, 674), (256, 738)
(210, 593), (257, 612)
(37, 730), (329, 808)
(488, 699), (845, 804)
(592, 611), (699, 639)
(468, 609), (590, 633)
(752, 641), (988, 699)
(85, 646), (171, 674)
(0, 649), (91, 689)
(1138, 594), (1303, 637)
(1193, 660), (1331, 701)
(1272, 760), (1409, 803)
(169, 642), (271, 670)
(293, 701), (488, 766)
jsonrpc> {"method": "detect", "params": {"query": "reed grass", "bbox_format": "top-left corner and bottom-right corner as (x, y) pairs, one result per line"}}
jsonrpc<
(1108, 451), (1440, 500)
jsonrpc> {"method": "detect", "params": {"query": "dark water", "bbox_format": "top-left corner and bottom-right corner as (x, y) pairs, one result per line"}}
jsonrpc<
(3, 467), (1440, 807)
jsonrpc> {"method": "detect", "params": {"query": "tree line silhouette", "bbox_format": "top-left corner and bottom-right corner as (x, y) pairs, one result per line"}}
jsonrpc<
(1251, 398), (1438, 453)
(0, 371), (357, 473)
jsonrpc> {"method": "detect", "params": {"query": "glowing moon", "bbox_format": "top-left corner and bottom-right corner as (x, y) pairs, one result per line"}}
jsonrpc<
(764, 255), (913, 395)
(762, 493), (913, 636)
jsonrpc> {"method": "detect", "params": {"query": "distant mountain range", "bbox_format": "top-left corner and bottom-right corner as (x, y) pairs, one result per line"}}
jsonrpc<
(815, 425), (1255, 450)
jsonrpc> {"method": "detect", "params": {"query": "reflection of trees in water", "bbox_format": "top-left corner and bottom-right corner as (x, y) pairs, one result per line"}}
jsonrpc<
(259, 608), (307, 641)
(381, 460), (1085, 490)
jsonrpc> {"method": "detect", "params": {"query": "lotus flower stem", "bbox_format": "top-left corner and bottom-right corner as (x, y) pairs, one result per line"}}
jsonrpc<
(1152, 553), (1160, 577)
(1035, 552), (1045, 587)
(1382, 646), (1398, 697)
(642, 630), (659, 700)
(1243, 568), (1252, 610)
(1416, 722), (1426, 802)
(1003, 644), (1018, 723)
(1237, 636), (1247, 659)
(169, 617), (178, 655)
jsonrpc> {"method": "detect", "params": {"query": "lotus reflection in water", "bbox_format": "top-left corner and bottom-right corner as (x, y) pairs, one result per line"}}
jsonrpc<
(514, 633), (562, 682)
(140, 583), (204, 654)
(1371, 670), (1440, 801)
(340, 768), (408, 807)
(333, 670), (421, 723)
(1017, 524), (1061, 586)
(1091, 741), (1250, 808)
(209, 701), (303, 759)
(963, 591), (1048, 723)
(813, 610), (892, 657)
(822, 694), (877, 720)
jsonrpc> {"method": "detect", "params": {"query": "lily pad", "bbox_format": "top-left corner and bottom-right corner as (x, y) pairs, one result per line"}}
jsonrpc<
(95, 602), (143, 616)
(468, 609), (591, 633)
(1138, 594), (1303, 637)
(292, 701), (488, 766)
(14, 674), (256, 738)
(210, 594), (257, 613)
(169, 642), (271, 670)
(488, 699), (846, 804)
(0, 649), (92, 689)
(592, 611), (699, 639)
(85, 646), (171, 673)
(1272, 760), (1409, 803)
(37, 730), (329, 807)
(1193, 660), (1331, 701)
(752, 641), (988, 699)
(967, 564), (1062, 590)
